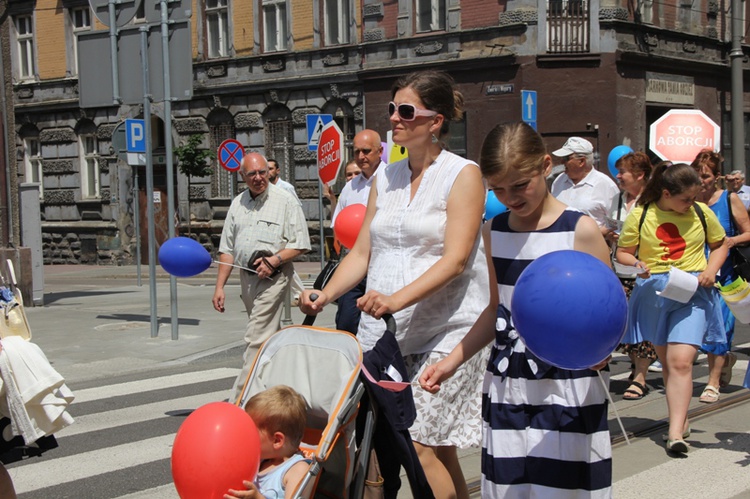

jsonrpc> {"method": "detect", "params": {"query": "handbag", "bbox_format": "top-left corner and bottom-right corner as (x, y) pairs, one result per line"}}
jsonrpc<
(312, 259), (340, 291)
(363, 449), (385, 499)
(725, 192), (750, 281)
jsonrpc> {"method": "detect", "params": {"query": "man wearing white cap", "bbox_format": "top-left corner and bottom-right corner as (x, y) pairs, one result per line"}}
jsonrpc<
(551, 137), (619, 233)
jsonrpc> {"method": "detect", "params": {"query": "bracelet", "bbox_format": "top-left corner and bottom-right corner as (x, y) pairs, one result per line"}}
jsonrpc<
(274, 254), (283, 266)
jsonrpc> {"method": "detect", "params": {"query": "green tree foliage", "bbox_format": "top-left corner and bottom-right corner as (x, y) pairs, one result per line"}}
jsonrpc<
(174, 134), (214, 178)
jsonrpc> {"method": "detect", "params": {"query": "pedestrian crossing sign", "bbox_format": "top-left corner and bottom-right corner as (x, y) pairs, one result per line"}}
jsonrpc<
(307, 114), (333, 151)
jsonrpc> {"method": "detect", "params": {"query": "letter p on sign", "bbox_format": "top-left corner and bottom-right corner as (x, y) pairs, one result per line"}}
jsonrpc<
(125, 119), (146, 153)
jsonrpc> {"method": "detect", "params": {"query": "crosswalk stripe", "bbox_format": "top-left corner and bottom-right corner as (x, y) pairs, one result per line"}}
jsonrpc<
(59, 390), (227, 438)
(73, 367), (240, 403)
(9, 434), (175, 493)
(117, 483), (179, 498)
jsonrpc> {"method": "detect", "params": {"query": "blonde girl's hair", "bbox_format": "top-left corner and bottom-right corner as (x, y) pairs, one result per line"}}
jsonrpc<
(245, 385), (307, 450)
(479, 122), (548, 179)
(638, 163), (701, 206)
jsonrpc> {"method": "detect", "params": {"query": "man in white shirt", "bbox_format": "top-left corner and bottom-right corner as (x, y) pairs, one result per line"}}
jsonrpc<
(330, 129), (383, 334)
(551, 136), (619, 235)
(725, 169), (750, 210)
(268, 158), (300, 202)
(268, 158), (305, 303)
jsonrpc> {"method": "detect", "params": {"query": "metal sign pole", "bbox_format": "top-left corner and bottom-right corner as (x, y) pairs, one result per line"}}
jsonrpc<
(107, 0), (120, 104)
(133, 167), (142, 287)
(141, 26), (159, 338)
(319, 181), (324, 270)
(160, 0), (178, 340)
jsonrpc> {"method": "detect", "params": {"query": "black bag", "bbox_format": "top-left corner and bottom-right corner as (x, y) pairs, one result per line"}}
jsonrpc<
(731, 246), (750, 280)
(726, 192), (750, 280)
(313, 259), (340, 290)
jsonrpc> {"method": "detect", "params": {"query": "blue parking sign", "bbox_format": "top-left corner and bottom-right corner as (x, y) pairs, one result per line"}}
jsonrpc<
(125, 119), (146, 153)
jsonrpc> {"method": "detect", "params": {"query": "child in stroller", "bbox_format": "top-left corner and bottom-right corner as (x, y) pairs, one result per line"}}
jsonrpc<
(225, 385), (310, 499)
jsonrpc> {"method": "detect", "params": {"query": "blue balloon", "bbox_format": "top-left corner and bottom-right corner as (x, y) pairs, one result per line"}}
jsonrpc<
(484, 191), (507, 221)
(607, 145), (633, 178)
(510, 250), (627, 370)
(158, 237), (212, 278)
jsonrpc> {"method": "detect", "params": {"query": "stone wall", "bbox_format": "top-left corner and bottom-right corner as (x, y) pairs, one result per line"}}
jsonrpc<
(42, 227), (122, 265)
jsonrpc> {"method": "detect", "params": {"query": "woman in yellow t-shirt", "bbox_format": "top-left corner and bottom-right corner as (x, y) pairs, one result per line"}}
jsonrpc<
(616, 163), (727, 455)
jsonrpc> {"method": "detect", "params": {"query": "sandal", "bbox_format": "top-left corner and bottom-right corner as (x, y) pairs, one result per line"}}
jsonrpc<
(719, 352), (737, 388)
(699, 385), (720, 403)
(662, 427), (691, 441)
(623, 381), (649, 400)
(666, 439), (689, 454)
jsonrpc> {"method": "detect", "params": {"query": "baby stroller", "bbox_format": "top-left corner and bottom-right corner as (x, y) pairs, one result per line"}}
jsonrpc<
(235, 324), (373, 499)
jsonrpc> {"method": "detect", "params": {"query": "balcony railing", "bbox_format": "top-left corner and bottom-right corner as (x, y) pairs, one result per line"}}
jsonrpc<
(547, 0), (590, 53)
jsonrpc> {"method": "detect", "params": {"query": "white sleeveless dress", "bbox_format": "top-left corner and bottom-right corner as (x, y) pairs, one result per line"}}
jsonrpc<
(358, 150), (489, 447)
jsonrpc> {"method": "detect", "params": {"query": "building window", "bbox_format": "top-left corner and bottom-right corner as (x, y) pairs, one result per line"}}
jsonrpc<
(416, 0), (446, 32)
(547, 0), (589, 53)
(265, 120), (294, 186)
(324, 0), (350, 45)
(14, 15), (35, 81)
(208, 112), (235, 198)
(263, 0), (288, 52)
(133, 1), (146, 23)
(207, 0), (229, 58)
(80, 134), (100, 199)
(70, 6), (92, 76)
(24, 138), (43, 197)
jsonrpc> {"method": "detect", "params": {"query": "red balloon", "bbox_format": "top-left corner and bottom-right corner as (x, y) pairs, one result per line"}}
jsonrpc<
(172, 402), (261, 499)
(334, 203), (367, 249)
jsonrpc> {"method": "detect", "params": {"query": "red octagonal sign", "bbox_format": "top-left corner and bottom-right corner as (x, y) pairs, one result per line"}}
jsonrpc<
(649, 109), (720, 164)
(317, 121), (344, 186)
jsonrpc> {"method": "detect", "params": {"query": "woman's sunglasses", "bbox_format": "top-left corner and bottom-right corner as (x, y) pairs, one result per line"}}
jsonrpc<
(388, 102), (438, 121)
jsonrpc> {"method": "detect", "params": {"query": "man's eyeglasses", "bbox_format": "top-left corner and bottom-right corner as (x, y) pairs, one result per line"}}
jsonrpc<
(388, 102), (438, 121)
(241, 170), (268, 178)
(354, 148), (373, 156)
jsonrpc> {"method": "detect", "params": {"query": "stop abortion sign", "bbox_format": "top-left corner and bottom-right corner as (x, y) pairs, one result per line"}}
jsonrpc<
(649, 109), (720, 164)
(317, 121), (344, 186)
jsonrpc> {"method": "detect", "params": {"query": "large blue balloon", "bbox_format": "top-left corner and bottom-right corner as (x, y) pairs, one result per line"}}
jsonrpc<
(158, 237), (212, 278)
(607, 145), (633, 178)
(510, 250), (627, 370)
(484, 191), (507, 221)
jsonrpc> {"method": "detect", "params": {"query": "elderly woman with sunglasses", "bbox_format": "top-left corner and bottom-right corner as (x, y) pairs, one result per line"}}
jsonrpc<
(300, 70), (488, 499)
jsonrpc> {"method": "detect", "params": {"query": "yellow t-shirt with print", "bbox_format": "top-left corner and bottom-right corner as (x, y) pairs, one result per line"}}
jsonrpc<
(618, 201), (725, 274)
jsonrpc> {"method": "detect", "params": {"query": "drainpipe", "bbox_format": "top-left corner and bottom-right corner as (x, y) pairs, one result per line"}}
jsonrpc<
(730, 0), (745, 174)
(0, 34), (13, 247)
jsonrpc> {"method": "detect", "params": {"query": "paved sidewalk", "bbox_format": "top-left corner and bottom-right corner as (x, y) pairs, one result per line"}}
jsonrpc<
(26, 262), (332, 384)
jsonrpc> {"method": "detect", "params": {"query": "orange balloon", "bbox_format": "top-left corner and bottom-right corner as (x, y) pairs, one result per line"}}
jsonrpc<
(334, 204), (367, 249)
(172, 402), (261, 499)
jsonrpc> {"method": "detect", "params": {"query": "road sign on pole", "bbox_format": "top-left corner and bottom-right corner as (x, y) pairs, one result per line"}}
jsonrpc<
(307, 114), (333, 151)
(521, 90), (537, 130)
(89, 0), (142, 27)
(125, 119), (146, 152)
(218, 139), (245, 172)
(649, 109), (720, 163)
(317, 121), (344, 185)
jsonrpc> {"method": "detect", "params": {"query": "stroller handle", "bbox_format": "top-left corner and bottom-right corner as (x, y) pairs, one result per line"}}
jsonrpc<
(305, 293), (397, 333)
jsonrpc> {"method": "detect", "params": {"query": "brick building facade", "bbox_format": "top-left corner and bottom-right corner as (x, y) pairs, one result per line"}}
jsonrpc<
(4, 0), (750, 264)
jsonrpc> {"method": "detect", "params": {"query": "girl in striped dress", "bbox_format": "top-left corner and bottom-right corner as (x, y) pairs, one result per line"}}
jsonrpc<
(420, 122), (613, 498)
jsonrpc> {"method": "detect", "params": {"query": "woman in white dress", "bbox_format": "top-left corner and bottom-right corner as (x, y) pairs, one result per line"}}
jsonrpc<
(300, 70), (488, 499)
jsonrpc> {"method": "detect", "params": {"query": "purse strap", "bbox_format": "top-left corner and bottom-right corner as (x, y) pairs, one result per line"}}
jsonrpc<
(726, 190), (738, 237)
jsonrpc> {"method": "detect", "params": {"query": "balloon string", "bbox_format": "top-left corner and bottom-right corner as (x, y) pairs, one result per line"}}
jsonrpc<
(212, 260), (271, 279)
(597, 370), (630, 445)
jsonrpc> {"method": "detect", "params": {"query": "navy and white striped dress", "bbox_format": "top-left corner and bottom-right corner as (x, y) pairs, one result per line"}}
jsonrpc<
(483, 208), (612, 499)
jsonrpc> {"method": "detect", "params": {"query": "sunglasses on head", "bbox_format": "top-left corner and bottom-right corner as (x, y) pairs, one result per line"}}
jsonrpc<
(388, 102), (438, 121)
